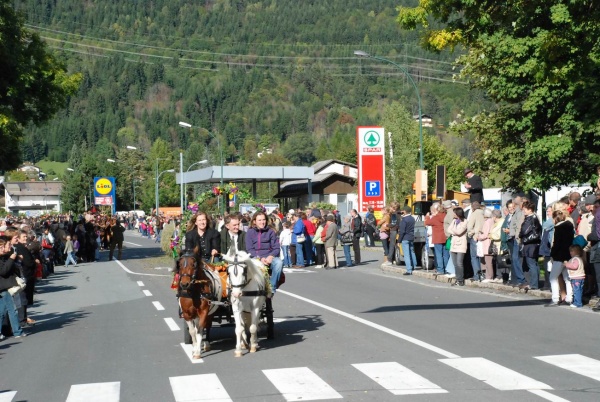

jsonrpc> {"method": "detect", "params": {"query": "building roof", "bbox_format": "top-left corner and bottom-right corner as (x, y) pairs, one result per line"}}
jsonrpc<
(273, 172), (355, 198)
(178, 165), (314, 185)
(311, 159), (357, 174)
(4, 181), (63, 196)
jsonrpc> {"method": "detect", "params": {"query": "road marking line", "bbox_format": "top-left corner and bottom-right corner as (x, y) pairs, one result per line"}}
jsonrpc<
(352, 362), (447, 395)
(179, 343), (205, 364)
(124, 241), (142, 246)
(152, 301), (165, 311)
(0, 391), (17, 402)
(170, 374), (229, 401)
(164, 317), (180, 331)
(142, 289), (152, 296)
(263, 367), (342, 401)
(528, 390), (571, 402)
(277, 289), (459, 359)
(65, 382), (120, 402)
(137, 281), (144, 286)
(114, 259), (169, 277)
(440, 357), (552, 391)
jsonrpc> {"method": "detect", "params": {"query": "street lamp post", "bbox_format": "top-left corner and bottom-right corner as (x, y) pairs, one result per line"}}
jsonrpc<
(179, 121), (224, 215)
(156, 168), (175, 217)
(354, 50), (424, 169)
(184, 159), (208, 206)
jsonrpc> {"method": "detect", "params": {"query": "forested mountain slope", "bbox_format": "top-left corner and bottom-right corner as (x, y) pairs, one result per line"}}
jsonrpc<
(14, 0), (487, 167)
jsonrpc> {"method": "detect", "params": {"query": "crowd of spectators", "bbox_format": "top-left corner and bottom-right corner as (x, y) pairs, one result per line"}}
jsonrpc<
(377, 168), (600, 311)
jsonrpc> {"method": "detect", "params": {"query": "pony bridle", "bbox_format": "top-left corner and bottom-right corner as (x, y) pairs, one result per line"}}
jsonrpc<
(228, 255), (249, 289)
(179, 255), (204, 290)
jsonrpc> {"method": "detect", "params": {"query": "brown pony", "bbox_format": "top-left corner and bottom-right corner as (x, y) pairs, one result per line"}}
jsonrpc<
(177, 251), (221, 359)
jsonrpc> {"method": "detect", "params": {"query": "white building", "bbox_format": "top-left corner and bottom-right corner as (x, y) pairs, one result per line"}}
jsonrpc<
(4, 181), (63, 215)
(275, 159), (358, 217)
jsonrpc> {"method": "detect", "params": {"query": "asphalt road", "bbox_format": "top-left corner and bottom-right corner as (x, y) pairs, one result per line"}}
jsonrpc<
(1, 232), (599, 402)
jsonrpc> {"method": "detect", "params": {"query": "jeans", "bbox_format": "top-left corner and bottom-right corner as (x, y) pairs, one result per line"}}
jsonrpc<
(365, 227), (376, 247)
(155, 229), (162, 243)
(281, 245), (291, 267)
(468, 237), (481, 278)
(65, 251), (77, 266)
(445, 253), (456, 275)
(524, 256), (539, 288)
(571, 279), (584, 307)
(295, 243), (305, 266)
(303, 236), (314, 265)
(0, 290), (24, 336)
(433, 244), (447, 274)
(550, 260), (573, 303)
(401, 240), (417, 273)
(381, 237), (390, 259)
(507, 239), (526, 285)
(451, 252), (465, 282)
(387, 231), (397, 261)
(268, 257), (284, 293)
(342, 244), (353, 266)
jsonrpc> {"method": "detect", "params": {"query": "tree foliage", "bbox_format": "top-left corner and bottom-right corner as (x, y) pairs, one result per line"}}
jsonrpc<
(399, 0), (600, 191)
(0, 0), (80, 170)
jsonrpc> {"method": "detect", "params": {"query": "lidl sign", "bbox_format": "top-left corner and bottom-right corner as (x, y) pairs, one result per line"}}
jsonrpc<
(94, 176), (116, 199)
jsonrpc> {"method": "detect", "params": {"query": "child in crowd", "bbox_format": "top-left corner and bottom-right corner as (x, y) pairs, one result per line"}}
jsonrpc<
(279, 222), (292, 268)
(64, 235), (77, 267)
(564, 245), (586, 308)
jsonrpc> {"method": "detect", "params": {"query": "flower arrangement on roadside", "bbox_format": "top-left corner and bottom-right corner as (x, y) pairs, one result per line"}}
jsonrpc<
(170, 235), (179, 259)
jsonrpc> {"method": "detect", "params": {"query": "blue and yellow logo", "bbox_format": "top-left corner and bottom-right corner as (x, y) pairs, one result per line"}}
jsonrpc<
(95, 178), (113, 195)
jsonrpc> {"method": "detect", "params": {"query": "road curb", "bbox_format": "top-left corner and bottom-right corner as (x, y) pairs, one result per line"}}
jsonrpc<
(380, 263), (555, 298)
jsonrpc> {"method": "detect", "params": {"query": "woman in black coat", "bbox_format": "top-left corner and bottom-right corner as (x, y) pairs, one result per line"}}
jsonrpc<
(519, 201), (542, 290)
(184, 212), (220, 261)
(547, 210), (574, 306)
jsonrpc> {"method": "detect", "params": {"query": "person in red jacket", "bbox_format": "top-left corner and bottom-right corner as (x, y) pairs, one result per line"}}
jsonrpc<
(425, 202), (448, 274)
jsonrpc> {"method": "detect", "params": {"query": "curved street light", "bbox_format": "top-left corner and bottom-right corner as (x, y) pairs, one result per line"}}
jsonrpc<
(354, 50), (424, 169)
(179, 121), (224, 215)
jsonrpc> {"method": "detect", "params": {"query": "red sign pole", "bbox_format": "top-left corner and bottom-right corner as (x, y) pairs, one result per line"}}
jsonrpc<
(357, 126), (385, 214)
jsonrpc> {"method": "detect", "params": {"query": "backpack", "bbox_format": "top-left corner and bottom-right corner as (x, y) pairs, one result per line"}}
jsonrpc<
(321, 223), (329, 242)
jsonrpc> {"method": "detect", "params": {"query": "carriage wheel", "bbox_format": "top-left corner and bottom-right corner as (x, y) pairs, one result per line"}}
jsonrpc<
(266, 298), (274, 339)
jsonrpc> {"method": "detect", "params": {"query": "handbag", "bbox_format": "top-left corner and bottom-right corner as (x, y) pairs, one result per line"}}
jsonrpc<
(476, 241), (485, 258)
(296, 234), (306, 243)
(488, 241), (498, 256)
(341, 232), (354, 245)
(8, 276), (26, 296)
(445, 236), (452, 251)
(379, 231), (389, 240)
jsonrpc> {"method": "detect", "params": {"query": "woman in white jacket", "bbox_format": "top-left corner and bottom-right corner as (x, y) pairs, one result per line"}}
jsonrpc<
(448, 208), (468, 286)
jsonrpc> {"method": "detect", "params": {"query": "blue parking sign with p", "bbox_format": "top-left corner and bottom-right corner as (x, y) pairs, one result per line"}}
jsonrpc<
(365, 181), (380, 197)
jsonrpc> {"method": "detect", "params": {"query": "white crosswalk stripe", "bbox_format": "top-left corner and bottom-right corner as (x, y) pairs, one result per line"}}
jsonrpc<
(263, 367), (343, 401)
(0, 391), (17, 402)
(164, 317), (180, 331)
(535, 354), (600, 382)
(169, 374), (232, 402)
(440, 357), (552, 391)
(353, 361), (447, 395)
(65, 382), (120, 402)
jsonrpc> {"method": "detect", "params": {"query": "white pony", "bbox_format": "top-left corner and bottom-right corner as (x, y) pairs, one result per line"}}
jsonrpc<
(222, 249), (270, 357)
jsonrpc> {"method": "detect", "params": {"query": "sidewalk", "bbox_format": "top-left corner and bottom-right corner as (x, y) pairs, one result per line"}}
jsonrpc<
(379, 262), (599, 308)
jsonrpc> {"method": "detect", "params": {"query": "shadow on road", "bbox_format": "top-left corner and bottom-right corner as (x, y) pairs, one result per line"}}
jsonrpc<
(363, 299), (546, 313)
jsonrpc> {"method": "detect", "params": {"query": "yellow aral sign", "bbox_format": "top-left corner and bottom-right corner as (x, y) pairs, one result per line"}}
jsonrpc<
(95, 177), (113, 195)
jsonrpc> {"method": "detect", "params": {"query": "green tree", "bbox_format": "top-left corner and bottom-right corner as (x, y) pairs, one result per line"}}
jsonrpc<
(381, 102), (419, 202)
(398, 0), (600, 191)
(0, 0), (80, 170)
